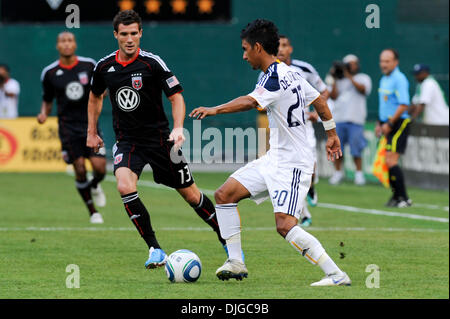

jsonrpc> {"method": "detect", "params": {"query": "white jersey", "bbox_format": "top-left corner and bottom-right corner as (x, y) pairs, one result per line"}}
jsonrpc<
(412, 76), (449, 125)
(0, 78), (20, 118)
(249, 61), (320, 173)
(289, 59), (327, 151)
(257, 59), (326, 155)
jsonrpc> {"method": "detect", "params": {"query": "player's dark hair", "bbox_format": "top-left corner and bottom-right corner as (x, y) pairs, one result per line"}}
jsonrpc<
(56, 31), (75, 42)
(240, 19), (279, 56)
(384, 48), (399, 60)
(279, 35), (291, 46)
(113, 10), (142, 32)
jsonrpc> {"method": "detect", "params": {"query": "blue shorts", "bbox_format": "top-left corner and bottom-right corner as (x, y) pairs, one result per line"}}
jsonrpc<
(336, 122), (367, 157)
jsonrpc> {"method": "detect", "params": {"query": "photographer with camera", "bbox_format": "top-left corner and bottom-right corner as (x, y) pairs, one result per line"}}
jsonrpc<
(0, 64), (20, 119)
(328, 54), (372, 185)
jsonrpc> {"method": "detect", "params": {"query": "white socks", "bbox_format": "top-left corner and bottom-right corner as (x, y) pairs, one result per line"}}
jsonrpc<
(226, 233), (243, 262)
(216, 204), (243, 262)
(215, 204), (342, 275)
(285, 225), (342, 275)
(285, 225), (324, 265)
(317, 252), (342, 276)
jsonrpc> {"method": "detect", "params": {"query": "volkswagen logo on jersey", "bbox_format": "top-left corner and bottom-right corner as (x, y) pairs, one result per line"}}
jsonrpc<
(131, 73), (143, 90)
(65, 81), (84, 101)
(116, 86), (140, 112)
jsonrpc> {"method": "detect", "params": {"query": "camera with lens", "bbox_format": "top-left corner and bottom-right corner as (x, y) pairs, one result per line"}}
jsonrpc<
(0, 74), (5, 85)
(331, 61), (350, 79)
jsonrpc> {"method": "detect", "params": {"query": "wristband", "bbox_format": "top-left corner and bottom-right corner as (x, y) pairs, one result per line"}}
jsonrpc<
(387, 121), (395, 128)
(322, 119), (336, 131)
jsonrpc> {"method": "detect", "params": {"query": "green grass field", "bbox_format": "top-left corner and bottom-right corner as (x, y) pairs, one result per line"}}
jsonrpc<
(0, 172), (448, 299)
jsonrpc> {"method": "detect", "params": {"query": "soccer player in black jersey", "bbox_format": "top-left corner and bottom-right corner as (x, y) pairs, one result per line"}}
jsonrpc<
(87, 10), (228, 269)
(38, 31), (107, 224)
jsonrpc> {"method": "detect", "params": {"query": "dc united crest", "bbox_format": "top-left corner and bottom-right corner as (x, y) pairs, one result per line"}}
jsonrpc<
(78, 72), (89, 85)
(131, 73), (143, 90)
(114, 153), (123, 165)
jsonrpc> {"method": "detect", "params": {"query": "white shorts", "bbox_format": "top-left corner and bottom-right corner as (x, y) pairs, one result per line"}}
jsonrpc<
(231, 155), (312, 219)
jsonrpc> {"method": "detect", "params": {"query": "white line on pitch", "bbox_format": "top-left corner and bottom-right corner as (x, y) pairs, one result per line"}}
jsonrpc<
(101, 175), (449, 223)
(0, 226), (447, 233)
(412, 203), (449, 212)
(316, 203), (448, 223)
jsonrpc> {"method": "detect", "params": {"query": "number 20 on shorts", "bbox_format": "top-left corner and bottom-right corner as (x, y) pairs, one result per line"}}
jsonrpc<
(272, 190), (288, 206)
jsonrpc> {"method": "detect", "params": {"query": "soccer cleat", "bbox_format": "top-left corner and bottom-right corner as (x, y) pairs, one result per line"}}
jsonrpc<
(145, 247), (167, 269)
(396, 197), (412, 208)
(216, 259), (248, 281)
(91, 184), (106, 207)
(329, 171), (344, 185)
(385, 196), (399, 207)
(306, 191), (318, 207)
(300, 217), (312, 227)
(223, 245), (245, 262)
(90, 212), (104, 224)
(310, 272), (351, 287)
(354, 172), (366, 186)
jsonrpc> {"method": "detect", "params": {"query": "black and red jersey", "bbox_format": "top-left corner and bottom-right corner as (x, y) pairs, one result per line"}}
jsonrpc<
(91, 48), (183, 145)
(41, 56), (96, 139)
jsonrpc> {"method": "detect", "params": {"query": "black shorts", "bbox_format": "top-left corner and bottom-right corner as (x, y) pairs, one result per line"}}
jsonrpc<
(384, 118), (411, 154)
(59, 121), (105, 164)
(112, 140), (194, 189)
(61, 136), (106, 164)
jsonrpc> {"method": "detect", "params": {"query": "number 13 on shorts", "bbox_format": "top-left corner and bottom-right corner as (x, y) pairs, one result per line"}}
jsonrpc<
(178, 164), (192, 185)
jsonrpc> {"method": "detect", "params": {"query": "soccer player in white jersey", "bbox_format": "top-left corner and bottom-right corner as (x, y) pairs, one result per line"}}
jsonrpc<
(257, 36), (329, 226)
(277, 35), (330, 226)
(190, 19), (351, 286)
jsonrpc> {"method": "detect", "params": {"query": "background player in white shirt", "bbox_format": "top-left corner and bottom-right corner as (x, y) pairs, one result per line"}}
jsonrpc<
(410, 64), (449, 125)
(190, 19), (351, 286)
(276, 35), (330, 227)
(0, 64), (20, 119)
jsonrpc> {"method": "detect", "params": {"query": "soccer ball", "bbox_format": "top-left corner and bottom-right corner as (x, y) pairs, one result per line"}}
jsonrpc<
(165, 249), (202, 283)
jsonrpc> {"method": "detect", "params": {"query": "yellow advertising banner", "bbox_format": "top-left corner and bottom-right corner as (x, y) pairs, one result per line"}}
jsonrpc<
(0, 117), (67, 172)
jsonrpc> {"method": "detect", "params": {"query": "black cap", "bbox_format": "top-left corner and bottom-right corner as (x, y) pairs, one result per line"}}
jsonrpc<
(412, 64), (430, 75)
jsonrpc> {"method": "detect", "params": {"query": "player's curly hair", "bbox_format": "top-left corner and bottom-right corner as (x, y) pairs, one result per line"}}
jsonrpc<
(113, 10), (142, 32)
(240, 19), (280, 56)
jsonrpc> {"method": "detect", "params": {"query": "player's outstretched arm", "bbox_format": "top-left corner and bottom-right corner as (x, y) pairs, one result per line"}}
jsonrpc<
(311, 95), (342, 162)
(189, 96), (258, 120)
(37, 101), (53, 124)
(87, 92), (104, 153)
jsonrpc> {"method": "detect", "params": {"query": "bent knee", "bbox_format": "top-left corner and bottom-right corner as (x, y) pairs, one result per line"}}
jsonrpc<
(73, 163), (87, 180)
(276, 224), (292, 238)
(214, 188), (234, 204)
(94, 167), (106, 177)
(181, 190), (201, 206)
(214, 189), (225, 204)
(91, 159), (107, 175)
(275, 215), (297, 237)
(117, 179), (136, 195)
